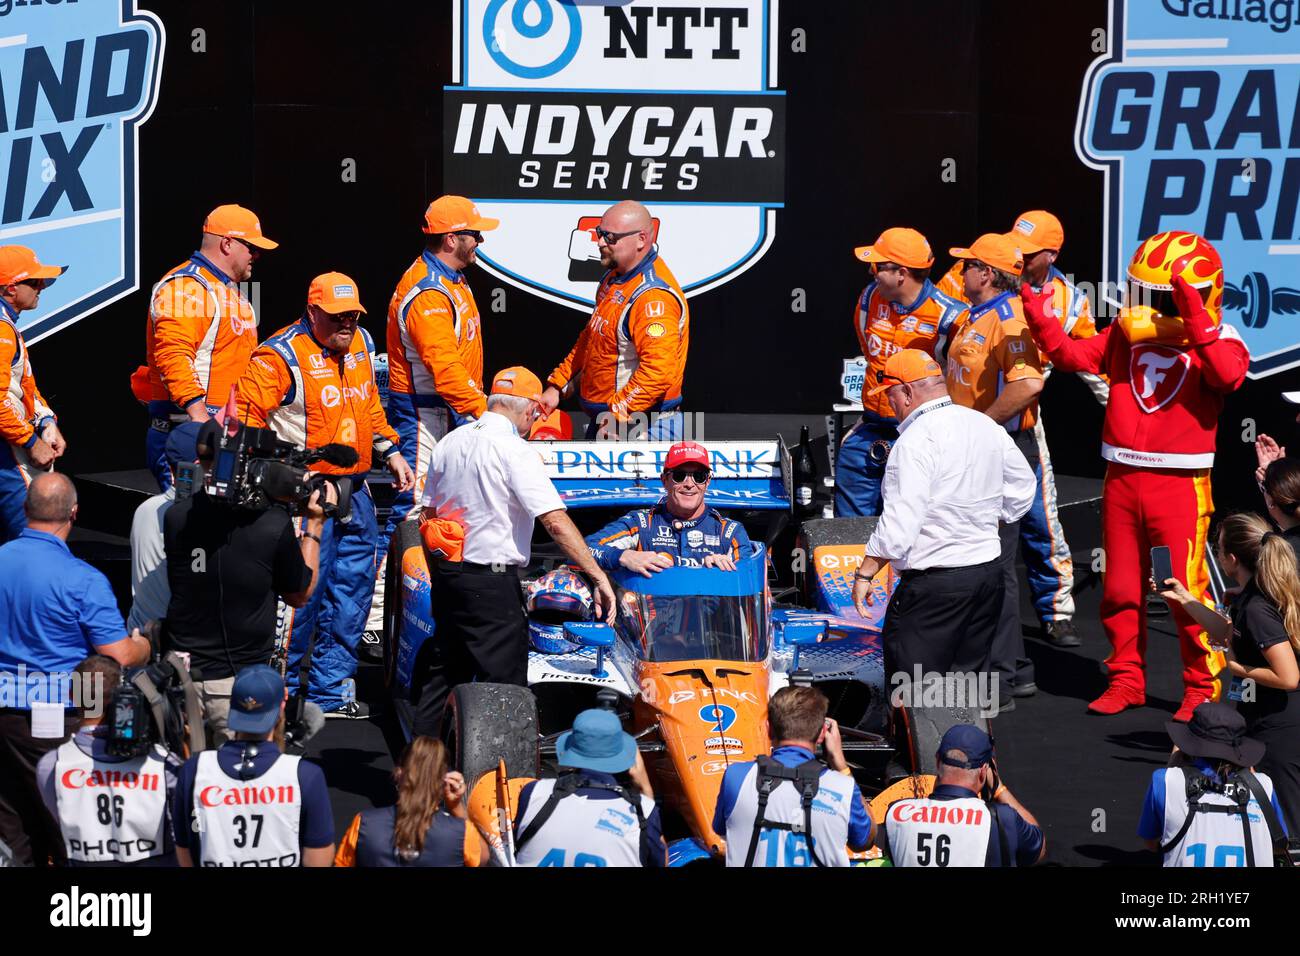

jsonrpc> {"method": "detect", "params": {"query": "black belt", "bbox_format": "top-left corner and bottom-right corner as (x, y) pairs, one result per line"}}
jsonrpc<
(899, 557), (1000, 579)
(435, 558), (521, 575)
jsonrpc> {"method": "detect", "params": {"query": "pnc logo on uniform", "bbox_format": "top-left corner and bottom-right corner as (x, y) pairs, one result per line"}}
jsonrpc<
(320, 385), (342, 408)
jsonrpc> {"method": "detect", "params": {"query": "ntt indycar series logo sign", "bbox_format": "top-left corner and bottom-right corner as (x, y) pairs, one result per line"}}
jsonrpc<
(446, 0), (784, 310)
(0, 0), (163, 344)
(1078, 0), (1300, 376)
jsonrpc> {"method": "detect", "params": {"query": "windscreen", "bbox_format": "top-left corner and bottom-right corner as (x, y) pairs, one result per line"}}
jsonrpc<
(611, 547), (769, 663)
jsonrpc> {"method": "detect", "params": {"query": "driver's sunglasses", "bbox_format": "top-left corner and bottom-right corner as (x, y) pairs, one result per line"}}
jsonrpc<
(666, 468), (710, 484)
(962, 260), (990, 273)
(872, 262), (902, 275)
(595, 227), (641, 245)
(453, 230), (484, 243)
(321, 310), (362, 325)
(19, 278), (49, 290)
(228, 236), (259, 256)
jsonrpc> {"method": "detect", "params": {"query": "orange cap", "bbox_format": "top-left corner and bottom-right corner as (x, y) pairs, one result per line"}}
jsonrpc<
(491, 366), (543, 401)
(866, 349), (943, 396)
(307, 272), (366, 314)
(0, 245), (66, 285)
(1009, 210), (1063, 254)
(854, 227), (934, 270)
(949, 233), (1024, 275)
(203, 204), (279, 249)
(423, 195), (501, 234)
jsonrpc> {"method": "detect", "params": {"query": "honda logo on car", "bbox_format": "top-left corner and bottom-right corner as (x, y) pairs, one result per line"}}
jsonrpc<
(447, 0), (784, 310)
(1, 1), (164, 344)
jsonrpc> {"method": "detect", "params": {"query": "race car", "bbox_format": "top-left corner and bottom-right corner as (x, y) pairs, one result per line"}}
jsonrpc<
(380, 438), (984, 864)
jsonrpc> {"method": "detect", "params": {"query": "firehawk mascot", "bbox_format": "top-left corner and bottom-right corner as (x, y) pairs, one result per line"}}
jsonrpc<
(1020, 232), (1249, 721)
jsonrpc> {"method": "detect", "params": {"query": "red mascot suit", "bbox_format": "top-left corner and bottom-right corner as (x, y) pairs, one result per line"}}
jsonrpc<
(1021, 231), (1249, 721)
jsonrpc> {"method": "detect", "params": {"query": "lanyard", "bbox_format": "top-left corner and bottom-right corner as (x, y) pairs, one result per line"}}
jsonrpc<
(906, 399), (952, 425)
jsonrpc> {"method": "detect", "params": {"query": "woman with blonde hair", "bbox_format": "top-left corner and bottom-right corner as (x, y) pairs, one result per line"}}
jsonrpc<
(334, 736), (488, 867)
(1158, 512), (1300, 834)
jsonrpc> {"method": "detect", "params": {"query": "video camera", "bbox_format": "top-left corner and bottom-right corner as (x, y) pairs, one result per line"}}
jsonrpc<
(107, 652), (204, 758)
(176, 419), (356, 520)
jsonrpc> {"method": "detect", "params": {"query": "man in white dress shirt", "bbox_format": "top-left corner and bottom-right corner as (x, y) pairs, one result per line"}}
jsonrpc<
(414, 366), (614, 736)
(850, 350), (1036, 707)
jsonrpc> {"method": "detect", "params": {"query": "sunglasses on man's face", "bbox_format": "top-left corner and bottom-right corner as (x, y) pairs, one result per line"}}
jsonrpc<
(19, 279), (49, 291)
(453, 230), (484, 243)
(320, 311), (362, 325)
(666, 468), (710, 484)
(594, 227), (641, 245)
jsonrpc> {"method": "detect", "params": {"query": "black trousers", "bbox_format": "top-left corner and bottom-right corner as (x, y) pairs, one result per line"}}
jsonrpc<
(411, 561), (529, 738)
(991, 429), (1038, 697)
(882, 558), (1003, 692)
(1254, 722), (1300, 838)
(0, 708), (78, 866)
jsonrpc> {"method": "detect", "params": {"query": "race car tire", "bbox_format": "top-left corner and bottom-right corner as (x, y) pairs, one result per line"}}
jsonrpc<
(444, 682), (540, 791)
(382, 520), (422, 690)
(897, 703), (991, 776)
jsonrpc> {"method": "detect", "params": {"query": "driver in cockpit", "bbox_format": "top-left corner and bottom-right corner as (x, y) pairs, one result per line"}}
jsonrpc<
(586, 441), (752, 576)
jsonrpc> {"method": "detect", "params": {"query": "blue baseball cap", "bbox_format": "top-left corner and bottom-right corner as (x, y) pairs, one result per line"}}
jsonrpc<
(227, 665), (285, 735)
(555, 709), (637, 774)
(164, 421), (203, 469)
(937, 724), (993, 769)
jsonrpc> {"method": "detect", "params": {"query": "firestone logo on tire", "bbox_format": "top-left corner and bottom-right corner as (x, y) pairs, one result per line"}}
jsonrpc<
(1077, 0), (1300, 376)
(0, 2), (164, 344)
(446, 0), (784, 311)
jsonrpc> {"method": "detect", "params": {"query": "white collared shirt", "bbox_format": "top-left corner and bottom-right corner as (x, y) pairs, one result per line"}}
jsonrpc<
(421, 411), (564, 566)
(864, 397), (1035, 571)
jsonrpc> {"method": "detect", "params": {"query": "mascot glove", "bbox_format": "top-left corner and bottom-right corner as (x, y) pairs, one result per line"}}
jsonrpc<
(1173, 275), (1218, 346)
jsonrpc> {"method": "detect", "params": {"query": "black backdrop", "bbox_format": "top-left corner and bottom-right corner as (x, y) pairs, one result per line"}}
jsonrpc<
(32, 0), (1297, 512)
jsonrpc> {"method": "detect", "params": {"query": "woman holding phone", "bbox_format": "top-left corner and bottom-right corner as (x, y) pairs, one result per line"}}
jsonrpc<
(1158, 513), (1300, 834)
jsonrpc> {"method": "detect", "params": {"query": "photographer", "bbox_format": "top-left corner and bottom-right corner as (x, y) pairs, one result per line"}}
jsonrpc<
(164, 439), (332, 747)
(36, 655), (181, 866)
(1139, 703), (1288, 866)
(0, 473), (151, 866)
(712, 686), (875, 867)
(883, 724), (1044, 867)
(1158, 513), (1300, 834)
(173, 665), (335, 867)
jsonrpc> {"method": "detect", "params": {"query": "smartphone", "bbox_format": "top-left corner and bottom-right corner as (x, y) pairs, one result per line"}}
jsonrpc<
(1151, 546), (1174, 589)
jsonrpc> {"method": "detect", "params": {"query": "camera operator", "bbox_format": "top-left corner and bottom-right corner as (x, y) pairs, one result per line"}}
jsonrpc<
(0, 473), (151, 866)
(236, 273), (414, 718)
(712, 686), (875, 867)
(164, 440), (333, 747)
(173, 665), (335, 867)
(883, 724), (1044, 866)
(36, 655), (181, 866)
(129, 422), (202, 632)
(1139, 702), (1288, 866)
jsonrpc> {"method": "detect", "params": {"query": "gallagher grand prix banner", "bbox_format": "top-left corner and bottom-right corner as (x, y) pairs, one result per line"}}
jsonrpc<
(1078, 0), (1300, 376)
(0, 0), (163, 343)
(444, 0), (784, 311)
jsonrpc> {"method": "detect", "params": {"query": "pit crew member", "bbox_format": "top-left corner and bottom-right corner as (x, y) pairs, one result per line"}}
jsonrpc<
(383, 195), (497, 546)
(884, 724), (1045, 867)
(1020, 231), (1249, 720)
(174, 666), (335, 867)
(940, 211), (1103, 648)
(945, 233), (1043, 705)
(143, 205), (276, 491)
(514, 708), (665, 867)
(713, 686), (874, 867)
(236, 273), (414, 717)
(835, 228), (967, 516)
(539, 200), (689, 440)
(38, 655), (181, 867)
(586, 440), (752, 574)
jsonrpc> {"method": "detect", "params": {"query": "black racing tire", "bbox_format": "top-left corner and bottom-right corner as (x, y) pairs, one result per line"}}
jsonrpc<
(898, 703), (991, 776)
(1243, 271), (1270, 329)
(443, 682), (540, 791)
(382, 520), (423, 690)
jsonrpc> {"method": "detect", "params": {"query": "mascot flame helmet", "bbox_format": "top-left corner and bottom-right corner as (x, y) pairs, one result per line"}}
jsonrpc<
(1121, 231), (1224, 343)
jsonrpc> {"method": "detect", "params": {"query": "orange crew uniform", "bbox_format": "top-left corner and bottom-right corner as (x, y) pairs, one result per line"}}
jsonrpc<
(0, 298), (57, 540)
(547, 248), (688, 437)
(945, 292), (1044, 431)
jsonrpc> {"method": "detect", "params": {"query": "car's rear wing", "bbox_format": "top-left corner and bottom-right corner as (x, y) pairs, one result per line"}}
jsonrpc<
(531, 439), (792, 511)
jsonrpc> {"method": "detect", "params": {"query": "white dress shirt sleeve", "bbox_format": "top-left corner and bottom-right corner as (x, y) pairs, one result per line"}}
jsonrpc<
(999, 430), (1037, 523)
(864, 433), (936, 561)
(509, 443), (565, 519)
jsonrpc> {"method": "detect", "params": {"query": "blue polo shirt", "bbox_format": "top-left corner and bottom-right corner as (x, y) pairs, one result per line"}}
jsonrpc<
(0, 530), (128, 708)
